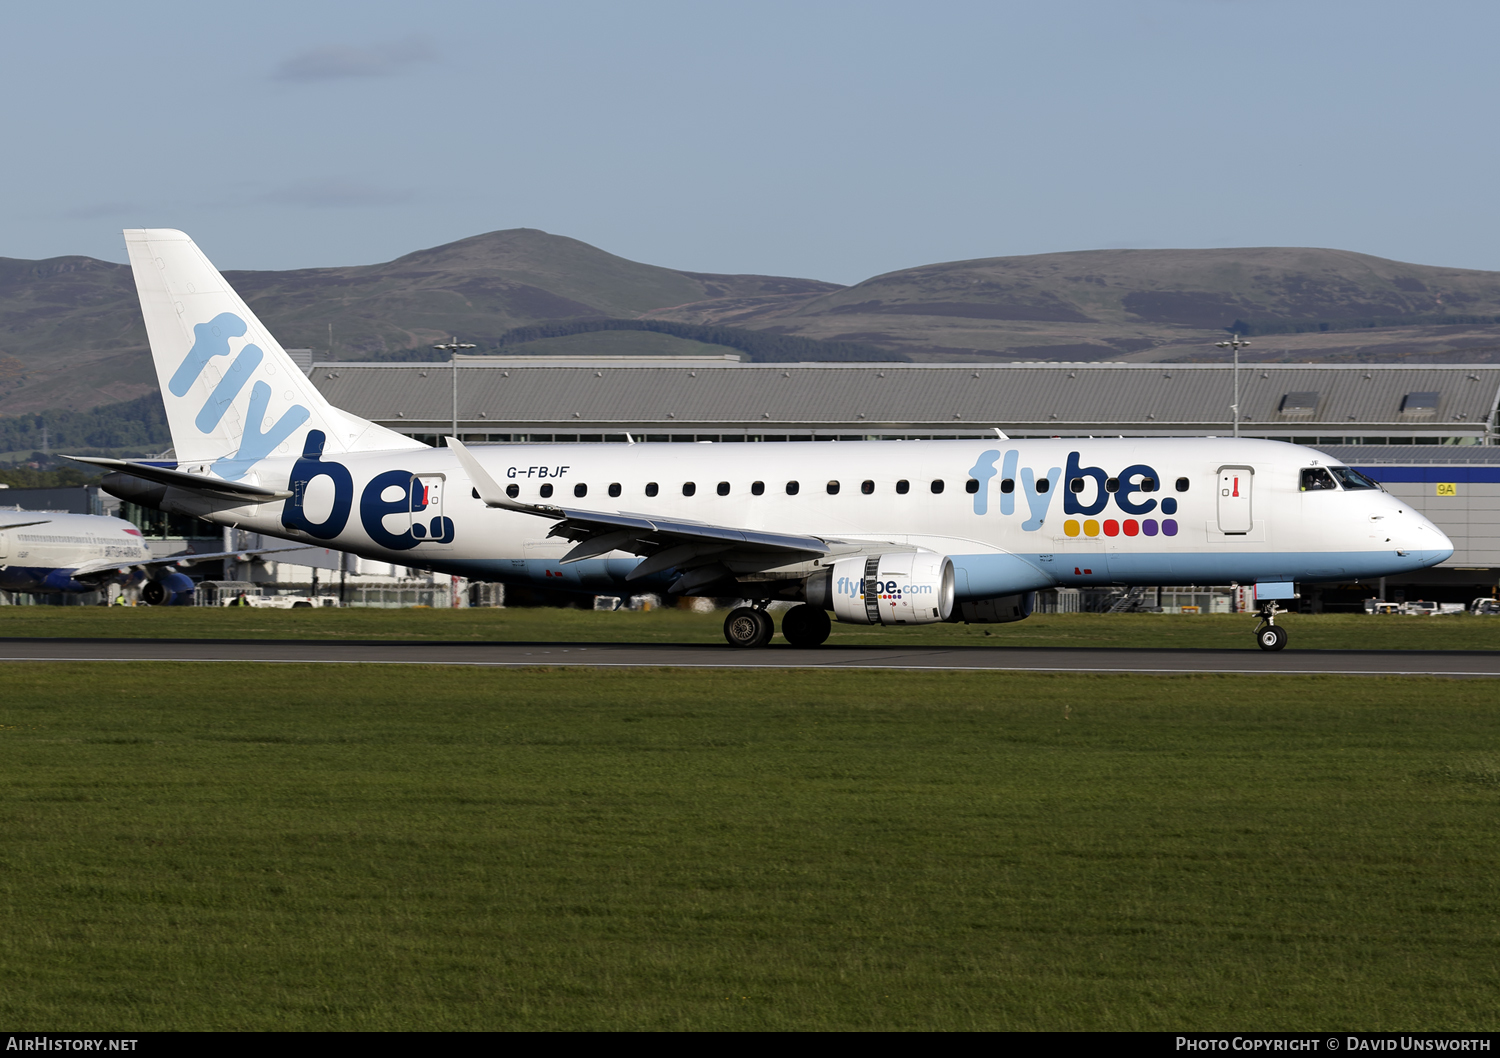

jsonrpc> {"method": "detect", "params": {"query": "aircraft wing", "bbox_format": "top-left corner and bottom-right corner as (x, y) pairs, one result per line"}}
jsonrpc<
(65, 456), (292, 503)
(448, 438), (830, 593)
(68, 545), (307, 581)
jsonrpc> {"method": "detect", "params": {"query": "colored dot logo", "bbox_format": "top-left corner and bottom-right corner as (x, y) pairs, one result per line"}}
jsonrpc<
(1064, 518), (1177, 537)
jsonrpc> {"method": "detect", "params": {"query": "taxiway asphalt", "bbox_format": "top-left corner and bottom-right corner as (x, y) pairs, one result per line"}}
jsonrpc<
(1, 637), (1496, 676)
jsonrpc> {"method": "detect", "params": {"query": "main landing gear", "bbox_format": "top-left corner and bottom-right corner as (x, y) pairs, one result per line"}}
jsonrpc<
(723, 603), (831, 649)
(1254, 602), (1289, 651)
(723, 606), (774, 649)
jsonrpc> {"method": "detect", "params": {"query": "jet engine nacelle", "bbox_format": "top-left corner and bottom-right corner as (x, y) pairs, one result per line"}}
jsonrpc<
(140, 571), (196, 606)
(956, 592), (1035, 623)
(823, 551), (955, 625)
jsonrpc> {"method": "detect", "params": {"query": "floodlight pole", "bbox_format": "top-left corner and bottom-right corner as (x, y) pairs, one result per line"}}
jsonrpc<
(433, 337), (476, 441)
(432, 337), (476, 613)
(1216, 335), (1251, 439)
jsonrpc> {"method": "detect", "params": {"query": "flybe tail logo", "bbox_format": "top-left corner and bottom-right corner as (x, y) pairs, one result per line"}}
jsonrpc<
(966, 449), (1180, 533)
(171, 312), (311, 479)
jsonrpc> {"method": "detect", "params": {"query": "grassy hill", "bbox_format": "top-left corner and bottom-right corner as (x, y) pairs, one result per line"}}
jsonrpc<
(7, 233), (1500, 422)
(649, 247), (1500, 364)
(0, 230), (841, 417)
(222, 229), (843, 363)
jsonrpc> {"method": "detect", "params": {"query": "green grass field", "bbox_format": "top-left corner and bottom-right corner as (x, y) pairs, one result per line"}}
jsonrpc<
(3, 663), (1499, 1030)
(3, 605), (1499, 651)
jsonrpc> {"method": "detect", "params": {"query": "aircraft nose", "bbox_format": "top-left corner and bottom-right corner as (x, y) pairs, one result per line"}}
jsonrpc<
(1402, 512), (1453, 564)
(1427, 521), (1455, 562)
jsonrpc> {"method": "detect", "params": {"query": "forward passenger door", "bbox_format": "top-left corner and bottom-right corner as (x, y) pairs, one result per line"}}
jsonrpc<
(1216, 466), (1253, 534)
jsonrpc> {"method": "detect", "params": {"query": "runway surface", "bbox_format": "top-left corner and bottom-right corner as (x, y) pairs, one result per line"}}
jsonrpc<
(1, 637), (1497, 676)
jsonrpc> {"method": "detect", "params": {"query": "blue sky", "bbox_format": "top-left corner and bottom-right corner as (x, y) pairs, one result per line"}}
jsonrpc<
(5, 0), (1498, 283)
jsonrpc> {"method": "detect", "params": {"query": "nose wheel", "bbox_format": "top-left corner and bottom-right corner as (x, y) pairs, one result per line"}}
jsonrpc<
(1254, 603), (1289, 651)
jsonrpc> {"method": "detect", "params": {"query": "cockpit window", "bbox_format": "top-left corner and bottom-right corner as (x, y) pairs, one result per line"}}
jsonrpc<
(1329, 466), (1381, 491)
(1300, 468), (1338, 492)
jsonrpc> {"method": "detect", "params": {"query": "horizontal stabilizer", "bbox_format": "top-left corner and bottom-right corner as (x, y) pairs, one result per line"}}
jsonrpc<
(66, 455), (291, 503)
(69, 544), (305, 580)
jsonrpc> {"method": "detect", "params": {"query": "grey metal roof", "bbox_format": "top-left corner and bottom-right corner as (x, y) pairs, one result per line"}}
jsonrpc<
(309, 360), (1500, 437)
(1314, 445), (1500, 465)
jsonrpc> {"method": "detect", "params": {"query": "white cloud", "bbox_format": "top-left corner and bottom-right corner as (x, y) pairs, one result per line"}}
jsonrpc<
(273, 34), (436, 81)
(262, 179), (414, 208)
(63, 201), (137, 220)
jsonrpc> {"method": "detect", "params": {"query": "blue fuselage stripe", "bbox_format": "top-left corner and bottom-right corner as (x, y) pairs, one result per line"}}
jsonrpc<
(408, 549), (1448, 599)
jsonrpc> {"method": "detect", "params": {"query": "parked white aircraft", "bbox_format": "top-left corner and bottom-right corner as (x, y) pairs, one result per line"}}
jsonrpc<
(77, 229), (1453, 648)
(0, 509), (287, 604)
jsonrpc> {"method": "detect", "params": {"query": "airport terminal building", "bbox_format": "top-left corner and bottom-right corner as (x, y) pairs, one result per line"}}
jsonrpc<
(311, 358), (1500, 447)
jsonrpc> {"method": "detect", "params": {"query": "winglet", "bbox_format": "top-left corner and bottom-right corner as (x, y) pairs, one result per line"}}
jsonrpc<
(447, 436), (562, 515)
(446, 436), (509, 505)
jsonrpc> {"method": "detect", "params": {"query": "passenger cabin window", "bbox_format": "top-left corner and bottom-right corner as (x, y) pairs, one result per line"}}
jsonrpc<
(540, 483), (554, 498)
(1036, 478), (1050, 493)
(1300, 468), (1338, 492)
(1175, 477), (1190, 492)
(608, 482), (621, 498)
(574, 483), (587, 498)
(786, 481), (800, 495)
(861, 480), (875, 495)
(1140, 477), (1157, 492)
(1330, 466), (1381, 490)
(896, 479), (910, 494)
(645, 482), (659, 497)
(1069, 478), (1085, 493)
(827, 480), (840, 495)
(1105, 477), (1119, 493)
(931, 479), (944, 494)
(505, 484), (520, 499)
(717, 481), (730, 496)
(751, 481), (765, 496)
(965, 478), (980, 494)
(683, 482), (697, 496)
(1000, 478), (1014, 494)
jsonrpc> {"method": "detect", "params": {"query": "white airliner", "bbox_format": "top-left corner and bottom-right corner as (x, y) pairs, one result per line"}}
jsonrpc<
(0, 509), (287, 604)
(76, 229), (1453, 648)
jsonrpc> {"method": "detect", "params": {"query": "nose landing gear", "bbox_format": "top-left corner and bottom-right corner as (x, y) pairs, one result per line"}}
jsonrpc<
(1254, 602), (1289, 651)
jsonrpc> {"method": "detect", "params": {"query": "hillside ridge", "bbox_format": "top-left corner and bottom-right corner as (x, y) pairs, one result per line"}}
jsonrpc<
(5, 233), (1500, 416)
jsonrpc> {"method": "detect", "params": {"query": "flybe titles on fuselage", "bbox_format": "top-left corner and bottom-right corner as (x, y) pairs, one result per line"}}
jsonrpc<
(966, 449), (1181, 535)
